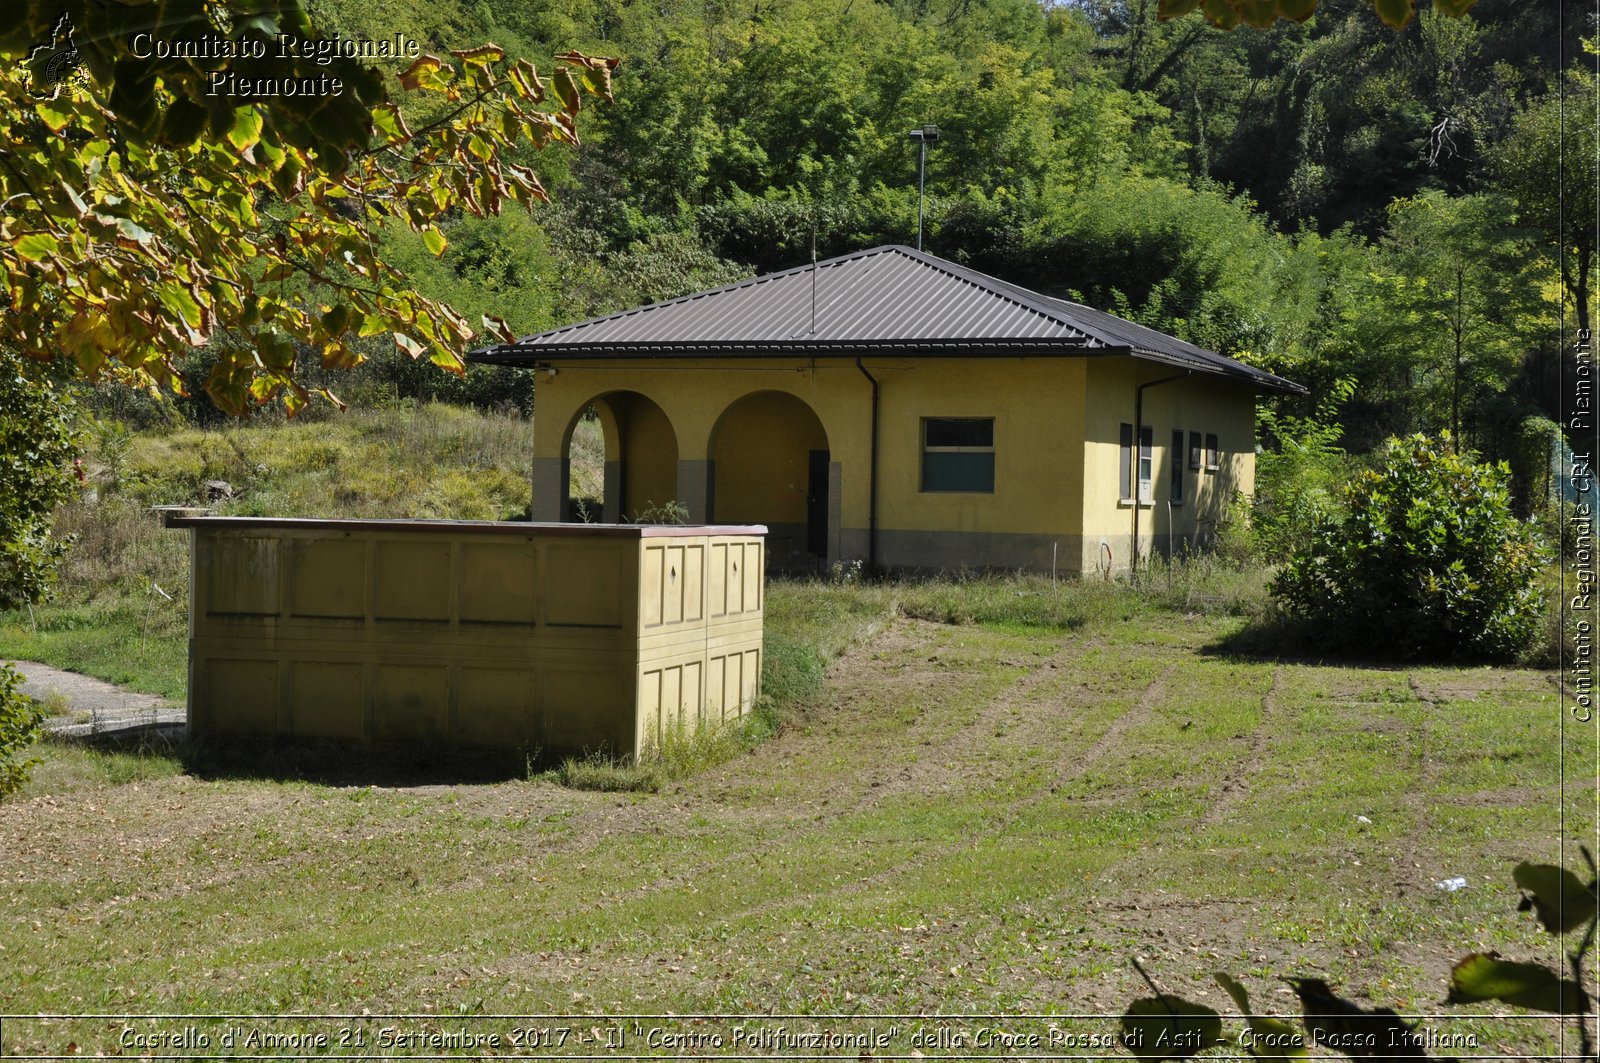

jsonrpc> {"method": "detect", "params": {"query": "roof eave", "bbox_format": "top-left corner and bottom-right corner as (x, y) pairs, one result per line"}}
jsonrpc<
(467, 340), (1306, 393)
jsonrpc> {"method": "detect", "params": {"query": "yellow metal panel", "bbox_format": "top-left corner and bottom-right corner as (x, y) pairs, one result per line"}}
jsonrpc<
(202, 659), (278, 734)
(373, 540), (451, 622)
(741, 541), (762, 611)
(708, 542), (727, 617)
(183, 520), (764, 759)
(725, 543), (745, 614)
(683, 544), (704, 622)
(204, 537), (279, 616)
(639, 668), (661, 745)
(708, 655), (725, 718)
(542, 666), (628, 753)
(723, 653), (745, 717)
(682, 659), (703, 724)
(372, 665), (449, 742)
(641, 543), (664, 628)
(661, 665), (682, 735)
(460, 541), (538, 625)
(289, 538), (366, 619)
(289, 661), (365, 739)
(664, 544), (685, 625)
(545, 542), (624, 627)
(740, 648), (760, 712)
(457, 667), (541, 746)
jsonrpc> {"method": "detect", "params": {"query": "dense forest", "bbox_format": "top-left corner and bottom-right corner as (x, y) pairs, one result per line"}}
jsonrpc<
(297, 0), (1592, 487)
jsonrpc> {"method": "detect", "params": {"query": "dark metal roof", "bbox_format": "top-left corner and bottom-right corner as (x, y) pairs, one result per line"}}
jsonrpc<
(469, 245), (1305, 393)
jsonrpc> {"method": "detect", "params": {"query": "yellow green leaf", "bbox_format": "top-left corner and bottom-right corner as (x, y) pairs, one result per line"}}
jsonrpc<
(1431, 0), (1476, 14)
(1372, 0), (1415, 29)
(450, 44), (505, 66)
(552, 67), (581, 114)
(372, 103), (411, 143)
(13, 232), (61, 261)
(1448, 954), (1587, 1014)
(395, 332), (425, 358)
(509, 59), (543, 101)
(227, 106), (263, 153)
(421, 226), (447, 257)
(1233, 0), (1280, 27)
(1277, 0), (1317, 21)
(35, 98), (73, 134)
(1200, 0), (1242, 28)
(400, 55), (449, 92)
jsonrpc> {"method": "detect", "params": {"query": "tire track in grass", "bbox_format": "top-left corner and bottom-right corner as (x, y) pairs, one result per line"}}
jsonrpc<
(709, 660), (1179, 926)
(465, 622), (1093, 930)
(1198, 665), (1282, 829)
(1398, 673), (1438, 892)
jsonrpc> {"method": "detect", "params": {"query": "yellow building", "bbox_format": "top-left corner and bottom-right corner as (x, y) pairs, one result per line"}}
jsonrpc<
(469, 245), (1304, 575)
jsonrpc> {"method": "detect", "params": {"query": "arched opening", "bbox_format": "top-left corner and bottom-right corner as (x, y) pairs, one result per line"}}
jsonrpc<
(561, 391), (679, 522)
(709, 391), (832, 568)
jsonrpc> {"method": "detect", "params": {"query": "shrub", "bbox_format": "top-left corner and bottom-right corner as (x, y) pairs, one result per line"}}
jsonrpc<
(1270, 433), (1548, 661)
(0, 664), (46, 799)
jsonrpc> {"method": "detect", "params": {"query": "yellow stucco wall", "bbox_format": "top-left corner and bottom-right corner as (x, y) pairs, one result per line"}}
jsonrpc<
(528, 354), (1257, 574)
(712, 391), (828, 526)
(1078, 360), (1257, 574)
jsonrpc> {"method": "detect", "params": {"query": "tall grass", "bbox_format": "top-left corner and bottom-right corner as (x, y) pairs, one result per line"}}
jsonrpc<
(0, 403), (536, 692)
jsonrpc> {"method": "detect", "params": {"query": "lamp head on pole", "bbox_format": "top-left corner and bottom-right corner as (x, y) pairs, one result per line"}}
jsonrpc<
(906, 124), (941, 143)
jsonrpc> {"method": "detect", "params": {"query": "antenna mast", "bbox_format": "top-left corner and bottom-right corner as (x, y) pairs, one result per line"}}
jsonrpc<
(809, 209), (818, 335)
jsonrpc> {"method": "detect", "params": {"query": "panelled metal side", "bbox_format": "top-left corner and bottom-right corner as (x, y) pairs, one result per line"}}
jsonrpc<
(169, 515), (765, 760)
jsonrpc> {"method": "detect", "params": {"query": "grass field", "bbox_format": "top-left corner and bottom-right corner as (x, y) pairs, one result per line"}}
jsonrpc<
(3, 594), (1593, 1058)
(0, 407), (1593, 1059)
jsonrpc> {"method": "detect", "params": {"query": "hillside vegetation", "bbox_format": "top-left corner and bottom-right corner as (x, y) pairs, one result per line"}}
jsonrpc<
(271, 0), (1591, 481)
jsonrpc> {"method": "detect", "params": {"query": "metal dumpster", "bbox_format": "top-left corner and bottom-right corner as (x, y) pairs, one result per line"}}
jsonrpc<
(165, 514), (766, 759)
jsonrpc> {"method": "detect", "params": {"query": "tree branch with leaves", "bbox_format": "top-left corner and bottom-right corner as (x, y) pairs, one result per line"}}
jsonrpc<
(0, 0), (616, 414)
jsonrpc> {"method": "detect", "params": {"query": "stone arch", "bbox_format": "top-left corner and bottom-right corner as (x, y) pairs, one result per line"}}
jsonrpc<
(561, 391), (679, 522)
(708, 390), (835, 568)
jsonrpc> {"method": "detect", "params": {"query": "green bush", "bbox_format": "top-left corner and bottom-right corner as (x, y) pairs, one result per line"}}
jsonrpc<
(1271, 433), (1548, 661)
(0, 663), (46, 799)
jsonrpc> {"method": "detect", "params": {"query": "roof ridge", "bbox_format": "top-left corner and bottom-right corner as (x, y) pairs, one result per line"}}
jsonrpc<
(881, 247), (1100, 343)
(517, 244), (903, 344)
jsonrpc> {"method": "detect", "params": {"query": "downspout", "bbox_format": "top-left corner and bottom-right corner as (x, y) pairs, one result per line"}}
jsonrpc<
(856, 357), (879, 573)
(1131, 370), (1192, 580)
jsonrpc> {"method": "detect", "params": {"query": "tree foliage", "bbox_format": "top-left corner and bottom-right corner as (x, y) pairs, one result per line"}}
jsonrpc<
(0, 351), (79, 611)
(1155, 0), (1477, 32)
(0, 0), (616, 414)
(0, 663), (46, 801)
(1271, 433), (1547, 661)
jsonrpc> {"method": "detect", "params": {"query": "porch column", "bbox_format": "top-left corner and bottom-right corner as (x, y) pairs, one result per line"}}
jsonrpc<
(676, 459), (714, 523)
(531, 457), (567, 522)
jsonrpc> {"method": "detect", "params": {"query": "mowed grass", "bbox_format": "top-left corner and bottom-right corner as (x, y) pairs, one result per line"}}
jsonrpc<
(0, 404), (1585, 1055)
(2, 599), (1588, 1058)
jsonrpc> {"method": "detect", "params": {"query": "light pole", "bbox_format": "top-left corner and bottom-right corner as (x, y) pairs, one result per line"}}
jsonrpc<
(907, 124), (939, 251)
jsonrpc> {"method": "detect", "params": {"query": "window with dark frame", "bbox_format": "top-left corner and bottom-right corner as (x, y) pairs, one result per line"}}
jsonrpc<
(922, 417), (995, 492)
(1138, 425), (1153, 503)
(1205, 432), (1219, 470)
(1189, 431), (1202, 470)
(1121, 423), (1152, 502)
(1120, 423), (1133, 501)
(1170, 429), (1184, 502)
